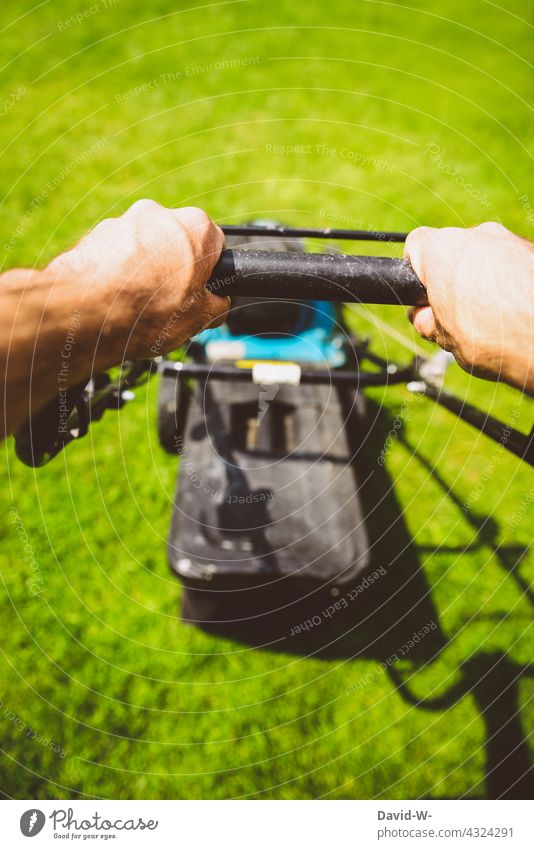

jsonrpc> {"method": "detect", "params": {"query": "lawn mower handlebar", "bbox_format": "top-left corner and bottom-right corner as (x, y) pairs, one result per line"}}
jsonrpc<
(207, 250), (428, 306)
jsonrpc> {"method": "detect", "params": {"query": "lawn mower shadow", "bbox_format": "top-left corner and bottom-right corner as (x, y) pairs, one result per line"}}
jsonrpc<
(398, 433), (533, 609)
(389, 653), (534, 799)
(385, 435), (533, 799)
(180, 396), (533, 799)
(292, 394), (446, 665)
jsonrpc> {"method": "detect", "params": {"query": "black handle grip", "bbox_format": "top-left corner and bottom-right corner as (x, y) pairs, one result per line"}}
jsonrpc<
(207, 250), (428, 306)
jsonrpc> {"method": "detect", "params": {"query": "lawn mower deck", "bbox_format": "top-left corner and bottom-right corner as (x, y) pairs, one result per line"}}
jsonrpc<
(167, 377), (370, 587)
(164, 226), (372, 637)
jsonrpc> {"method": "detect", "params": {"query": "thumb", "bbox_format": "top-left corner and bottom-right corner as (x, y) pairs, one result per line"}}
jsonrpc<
(409, 305), (439, 343)
(202, 290), (231, 330)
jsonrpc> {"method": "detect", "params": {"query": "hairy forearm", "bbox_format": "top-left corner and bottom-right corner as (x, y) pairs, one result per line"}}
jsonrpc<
(0, 204), (227, 440)
(0, 268), (131, 438)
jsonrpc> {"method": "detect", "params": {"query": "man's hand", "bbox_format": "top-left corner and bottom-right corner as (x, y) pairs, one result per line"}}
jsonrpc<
(47, 200), (229, 359)
(1, 201), (229, 437)
(405, 222), (534, 393)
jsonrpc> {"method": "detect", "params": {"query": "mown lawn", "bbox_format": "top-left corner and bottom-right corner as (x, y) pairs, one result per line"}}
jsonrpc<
(0, 0), (532, 799)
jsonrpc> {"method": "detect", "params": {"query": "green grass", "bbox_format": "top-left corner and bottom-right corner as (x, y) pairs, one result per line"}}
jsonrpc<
(0, 0), (532, 799)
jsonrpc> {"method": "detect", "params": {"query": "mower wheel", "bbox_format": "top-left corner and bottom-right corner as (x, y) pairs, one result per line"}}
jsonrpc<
(157, 374), (190, 454)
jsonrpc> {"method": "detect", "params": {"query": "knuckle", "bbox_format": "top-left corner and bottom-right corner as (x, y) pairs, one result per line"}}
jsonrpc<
(438, 226), (465, 238)
(179, 206), (212, 234)
(475, 221), (505, 235)
(93, 216), (117, 232)
(127, 198), (163, 217)
(404, 226), (432, 257)
(91, 216), (125, 238)
(214, 223), (225, 248)
(407, 225), (431, 242)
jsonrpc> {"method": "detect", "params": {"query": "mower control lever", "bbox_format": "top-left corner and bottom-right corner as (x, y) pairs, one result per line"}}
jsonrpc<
(207, 250), (428, 306)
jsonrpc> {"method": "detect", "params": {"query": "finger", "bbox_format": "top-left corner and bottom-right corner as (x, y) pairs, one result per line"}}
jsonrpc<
(409, 305), (440, 342)
(172, 206), (212, 241)
(404, 226), (439, 288)
(173, 207), (224, 278)
(203, 221), (225, 264)
(404, 226), (433, 261)
(203, 291), (231, 329)
(473, 221), (506, 237)
(214, 222), (226, 249)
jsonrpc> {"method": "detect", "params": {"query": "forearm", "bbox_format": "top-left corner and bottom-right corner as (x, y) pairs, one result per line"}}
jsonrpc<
(0, 203), (227, 441)
(0, 268), (131, 438)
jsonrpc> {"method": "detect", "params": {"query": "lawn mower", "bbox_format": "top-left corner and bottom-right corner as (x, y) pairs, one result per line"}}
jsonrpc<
(13, 223), (534, 644)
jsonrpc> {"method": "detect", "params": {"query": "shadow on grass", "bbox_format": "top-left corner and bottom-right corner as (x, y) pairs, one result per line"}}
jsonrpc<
(389, 652), (534, 800)
(175, 394), (532, 799)
(399, 432), (533, 608)
(390, 432), (534, 799)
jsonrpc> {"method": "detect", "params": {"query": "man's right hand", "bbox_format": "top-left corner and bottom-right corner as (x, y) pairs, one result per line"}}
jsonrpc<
(405, 222), (534, 393)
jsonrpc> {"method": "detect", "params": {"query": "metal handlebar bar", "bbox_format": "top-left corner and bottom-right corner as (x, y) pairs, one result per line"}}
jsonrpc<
(207, 250), (428, 306)
(14, 244), (532, 469)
